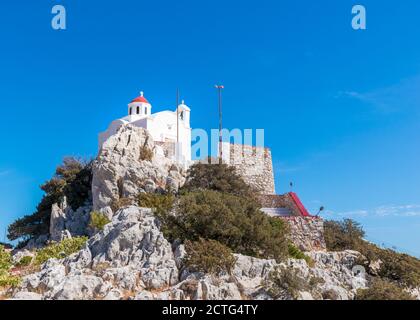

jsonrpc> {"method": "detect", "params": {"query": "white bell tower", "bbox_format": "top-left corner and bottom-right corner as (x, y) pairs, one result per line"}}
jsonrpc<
(128, 91), (152, 118)
(177, 100), (191, 128)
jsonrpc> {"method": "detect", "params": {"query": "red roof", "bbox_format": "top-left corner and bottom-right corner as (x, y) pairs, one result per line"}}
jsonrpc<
(131, 96), (149, 104)
(289, 192), (311, 217)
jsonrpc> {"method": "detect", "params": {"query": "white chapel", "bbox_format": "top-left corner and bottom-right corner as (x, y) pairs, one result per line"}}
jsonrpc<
(99, 92), (192, 166)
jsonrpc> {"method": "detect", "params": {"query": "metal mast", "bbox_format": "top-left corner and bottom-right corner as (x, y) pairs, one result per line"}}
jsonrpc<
(176, 88), (180, 143)
(215, 85), (224, 164)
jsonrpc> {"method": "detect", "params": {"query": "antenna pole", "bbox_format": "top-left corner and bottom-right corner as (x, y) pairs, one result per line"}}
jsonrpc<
(215, 85), (224, 164)
(176, 88), (180, 143)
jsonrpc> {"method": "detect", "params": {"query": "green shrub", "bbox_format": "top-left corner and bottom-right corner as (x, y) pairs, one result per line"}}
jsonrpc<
(139, 146), (154, 161)
(181, 162), (252, 197)
(35, 237), (88, 266)
(137, 193), (175, 215)
(89, 211), (111, 231)
(324, 219), (420, 287)
(138, 193), (176, 237)
(288, 243), (313, 266)
(0, 245), (20, 288)
(184, 238), (236, 275)
(324, 219), (365, 251)
(0, 270), (20, 288)
(264, 266), (309, 299)
(0, 245), (12, 271)
(159, 190), (289, 262)
(15, 256), (33, 268)
(355, 278), (415, 300)
(363, 246), (420, 287)
(8, 158), (92, 242)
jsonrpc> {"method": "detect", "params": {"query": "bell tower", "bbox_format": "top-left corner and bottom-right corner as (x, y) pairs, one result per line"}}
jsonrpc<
(128, 91), (152, 117)
(177, 100), (191, 128)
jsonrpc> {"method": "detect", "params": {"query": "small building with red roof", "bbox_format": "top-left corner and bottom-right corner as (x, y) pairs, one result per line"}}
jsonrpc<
(258, 192), (313, 217)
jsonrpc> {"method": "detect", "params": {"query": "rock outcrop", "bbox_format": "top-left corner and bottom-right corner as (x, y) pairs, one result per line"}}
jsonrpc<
(11, 206), (370, 300)
(49, 197), (92, 242)
(92, 125), (186, 217)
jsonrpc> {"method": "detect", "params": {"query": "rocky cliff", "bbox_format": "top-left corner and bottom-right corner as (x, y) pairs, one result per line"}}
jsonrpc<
(9, 206), (367, 300)
(92, 125), (186, 218)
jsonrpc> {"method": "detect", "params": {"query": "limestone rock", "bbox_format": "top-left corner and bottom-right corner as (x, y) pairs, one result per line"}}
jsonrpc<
(15, 206), (179, 300)
(232, 254), (276, 298)
(49, 275), (106, 300)
(92, 125), (186, 214)
(49, 196), (91, 242)
(50, 201), (67, 242)
(11, 205), (373, 301)
(11, 292), (42, 300)
(103, 289), (123, 300)
(134, 291), (154, 300)
(173, 243), (187, 269)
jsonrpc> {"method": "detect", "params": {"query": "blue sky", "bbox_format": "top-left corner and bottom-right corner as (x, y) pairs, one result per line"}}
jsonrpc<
(0, 1), (420, 256)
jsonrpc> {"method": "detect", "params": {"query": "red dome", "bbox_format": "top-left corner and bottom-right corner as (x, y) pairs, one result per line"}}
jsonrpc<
(131, 92), (149, 104)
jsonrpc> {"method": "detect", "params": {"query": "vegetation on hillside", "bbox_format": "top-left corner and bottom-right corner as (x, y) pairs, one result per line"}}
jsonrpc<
(0, 245), (20, 288)
(141, 190), (289, 262)
(34, 237), (88, 266)
(88, 211), (111, 232)
(355, 278), (415, 300)
(288, 243), (313, 266)
(15, 256), (33, 268)
(137, 162), (290, 262)
(264, 266), (310, 299)
(324, 219), (420, 288)
(7, 157), (92, 245)
(181, 161), (252, 197)
(184, 238), (237, 275)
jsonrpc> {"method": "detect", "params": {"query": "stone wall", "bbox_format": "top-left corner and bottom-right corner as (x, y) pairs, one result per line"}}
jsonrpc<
(281, 217), (326, 252)
(223, 143), (275, 195)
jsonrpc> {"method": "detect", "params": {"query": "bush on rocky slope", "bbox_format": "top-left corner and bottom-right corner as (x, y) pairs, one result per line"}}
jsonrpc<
(35, 237), (88, 266)
(15, 256), (33, 268)
(137, 193), (175, 214)
(324, 219), (365, 251)
(264, 266), (310, 299)
(184, 238), (237, 275)
(0, 245), (20, 288)
(89, 211), (111, 232)
(8, 158), (92, 244)
(325, 219), (420, 288)
(181, 161), (252, 197)
(154, 190), (289, 262)
(288, 243), (313, 266)
(355, 278), (415, 300)
(0, 245), (11, 271)
(137, 163), (290, 262)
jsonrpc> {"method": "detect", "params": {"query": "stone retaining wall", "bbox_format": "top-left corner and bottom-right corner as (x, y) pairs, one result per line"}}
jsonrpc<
(281, 217), (326, 252)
